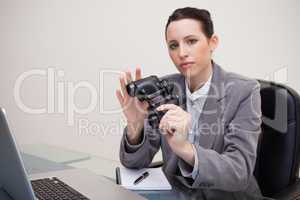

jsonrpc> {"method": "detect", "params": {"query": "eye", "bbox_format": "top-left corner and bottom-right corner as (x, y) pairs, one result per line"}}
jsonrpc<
(169, 43), (178, 50)
(187, 39), (198, 45)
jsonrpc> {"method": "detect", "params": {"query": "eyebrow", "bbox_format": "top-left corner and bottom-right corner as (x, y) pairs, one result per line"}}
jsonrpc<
(167, 34), (198, 44)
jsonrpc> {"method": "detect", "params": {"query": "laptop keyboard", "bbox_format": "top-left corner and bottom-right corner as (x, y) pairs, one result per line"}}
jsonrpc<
(31, 177), (90, 200)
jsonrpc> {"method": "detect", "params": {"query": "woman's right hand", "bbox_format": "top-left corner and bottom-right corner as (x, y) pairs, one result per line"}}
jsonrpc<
(116, 67), (149, 144)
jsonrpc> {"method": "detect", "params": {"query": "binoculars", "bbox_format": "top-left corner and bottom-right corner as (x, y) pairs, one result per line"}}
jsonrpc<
(126, 75), (180, 129)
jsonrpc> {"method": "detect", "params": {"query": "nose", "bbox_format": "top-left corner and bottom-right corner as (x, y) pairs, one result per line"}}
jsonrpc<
(178, 44), (188, 59)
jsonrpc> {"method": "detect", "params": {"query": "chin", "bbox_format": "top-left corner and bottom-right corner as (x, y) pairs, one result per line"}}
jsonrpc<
(180, 68), (198, 80)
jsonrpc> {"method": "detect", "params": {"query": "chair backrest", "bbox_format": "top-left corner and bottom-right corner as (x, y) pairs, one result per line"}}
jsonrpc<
(254, 80), (300, 196)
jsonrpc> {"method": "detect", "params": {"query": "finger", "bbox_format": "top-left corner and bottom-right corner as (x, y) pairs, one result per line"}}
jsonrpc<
(135, 67), (142, 80)
(116, 89), (124, 106)
(161, 120), (176, 134)
(159, 112), (175, 126)
(171, 128), (176, 133)
(160, 128), (168, 135)
(158, 118), (167, 135)
(164, 131), (173, 140)
(158, 111), (178, 124)
(141, 101), (149, 110)
(161, 111), (182, 129)
(167, 127), (176, 134)
(159, 117), (167, 132)
(159, 116), (173, 132)
(119, 75), (129, 98)
(157, 104), (178, 112)
(159, 122), (176, 135)
(161, 107), (185, 121)
(163, 109), (177, 117)
(125, 69), (133, 84)
(160, 126), (172, 135)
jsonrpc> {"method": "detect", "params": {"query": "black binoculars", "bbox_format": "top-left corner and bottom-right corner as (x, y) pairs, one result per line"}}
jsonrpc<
(126, 75), (180, 129)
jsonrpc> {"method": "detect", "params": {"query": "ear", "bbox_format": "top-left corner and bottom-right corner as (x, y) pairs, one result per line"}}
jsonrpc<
(208, 34), (219, 52)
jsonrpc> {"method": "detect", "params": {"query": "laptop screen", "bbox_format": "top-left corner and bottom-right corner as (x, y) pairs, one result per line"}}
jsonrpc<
(0, 108), (36, 200)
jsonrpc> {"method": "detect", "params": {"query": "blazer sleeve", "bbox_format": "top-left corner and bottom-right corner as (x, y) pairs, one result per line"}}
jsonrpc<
(181, 80), (262, 191)
(119, 119), (161, 169)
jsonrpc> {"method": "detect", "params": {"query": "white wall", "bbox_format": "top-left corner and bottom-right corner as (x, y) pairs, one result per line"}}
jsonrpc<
(0, 0), (299, 162)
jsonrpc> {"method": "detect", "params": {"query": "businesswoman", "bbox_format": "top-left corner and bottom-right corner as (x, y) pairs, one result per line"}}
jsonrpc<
(116, 7), (262, 194)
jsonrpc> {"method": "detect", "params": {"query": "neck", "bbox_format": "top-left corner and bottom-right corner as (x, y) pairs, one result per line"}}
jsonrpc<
(186, 61), (213, 93)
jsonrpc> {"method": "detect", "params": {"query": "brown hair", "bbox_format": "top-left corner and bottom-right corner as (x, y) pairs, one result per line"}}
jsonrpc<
(165, 7), (214, 39)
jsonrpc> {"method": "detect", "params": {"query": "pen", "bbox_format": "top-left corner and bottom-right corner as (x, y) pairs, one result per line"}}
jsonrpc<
(133, 171), (149, 185)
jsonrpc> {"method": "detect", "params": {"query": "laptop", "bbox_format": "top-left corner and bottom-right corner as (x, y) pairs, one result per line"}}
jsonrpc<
(0, 108), (145, 200)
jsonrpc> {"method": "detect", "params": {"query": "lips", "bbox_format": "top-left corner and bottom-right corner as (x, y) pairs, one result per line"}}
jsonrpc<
(180, 62), (194, 69)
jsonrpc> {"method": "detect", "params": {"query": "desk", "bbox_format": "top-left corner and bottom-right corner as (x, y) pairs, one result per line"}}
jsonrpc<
(21, 144), (275, 200)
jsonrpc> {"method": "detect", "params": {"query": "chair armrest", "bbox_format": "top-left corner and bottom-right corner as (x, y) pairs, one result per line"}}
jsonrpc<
(148, 160), (164, 168)
(273, 178), (300, 200)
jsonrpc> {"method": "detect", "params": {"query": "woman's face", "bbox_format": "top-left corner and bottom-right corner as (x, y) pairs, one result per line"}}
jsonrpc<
(166, 18), (218, 80)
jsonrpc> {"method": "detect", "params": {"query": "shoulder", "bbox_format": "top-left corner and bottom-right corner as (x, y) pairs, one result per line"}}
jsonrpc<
(226, 71), (259, 90)
(221, 67), (260, 100)
(214, 64), (260, 102)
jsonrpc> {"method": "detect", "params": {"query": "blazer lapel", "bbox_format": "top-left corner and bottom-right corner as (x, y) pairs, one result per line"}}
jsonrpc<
(164, 74), (186, 174)
(195, 63), (227, 149)
(167, 63), (227, 149)
(163, 64), (226, 173)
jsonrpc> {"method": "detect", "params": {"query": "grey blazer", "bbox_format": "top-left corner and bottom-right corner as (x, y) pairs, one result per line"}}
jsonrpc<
(119, 62), (262, 195)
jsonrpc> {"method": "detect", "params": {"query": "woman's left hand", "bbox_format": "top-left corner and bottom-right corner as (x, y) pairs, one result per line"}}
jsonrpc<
(157, 104), (192, 154)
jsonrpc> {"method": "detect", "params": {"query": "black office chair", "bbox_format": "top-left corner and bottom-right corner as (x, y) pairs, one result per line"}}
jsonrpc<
(149, 79), (300, 200)
(254, 80), (300, 200)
